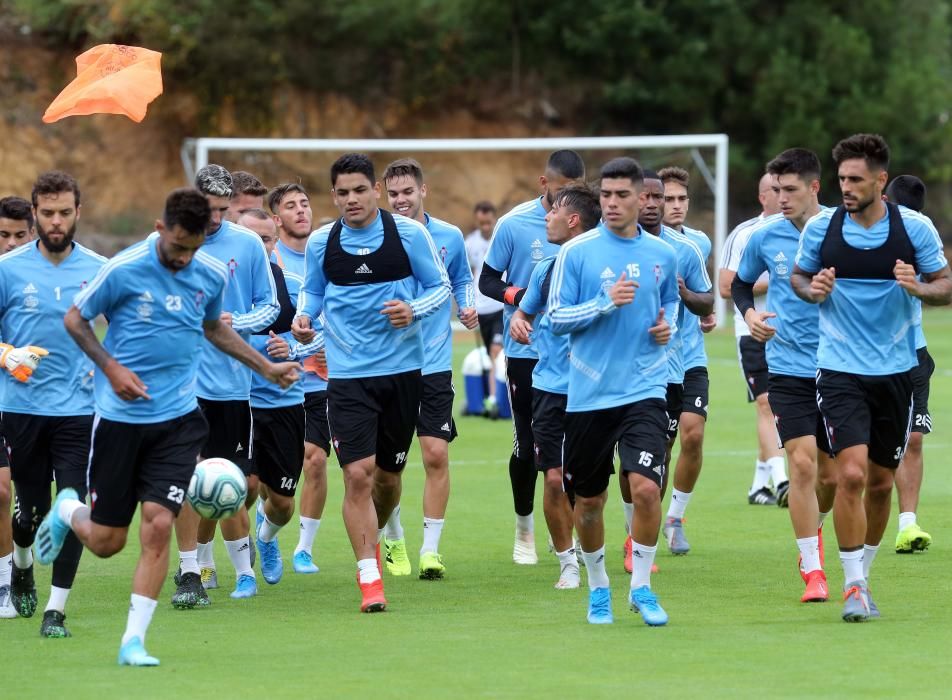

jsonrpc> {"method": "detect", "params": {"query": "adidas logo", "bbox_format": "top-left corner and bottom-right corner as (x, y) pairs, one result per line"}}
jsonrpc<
(441, 422), (450, 431)
(600, 267), (615, 279)
(774, 251), (787, 262)
(235, 442), (243, 452)
(22, 283), (37, 294)
(138, 291), (154, 302)
(355, 263), (373, 274)
(531, 239), (543, 248)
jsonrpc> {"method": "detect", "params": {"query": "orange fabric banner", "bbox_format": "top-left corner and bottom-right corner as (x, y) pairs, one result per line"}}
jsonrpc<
(43, 44), (163, 124)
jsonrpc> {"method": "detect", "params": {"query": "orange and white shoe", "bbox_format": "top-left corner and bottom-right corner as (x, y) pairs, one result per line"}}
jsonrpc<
(798, 527), (825, 582)
(800, 569), (829, 603)
(359, 577), (387, 613)
(624, 536), (659, 574)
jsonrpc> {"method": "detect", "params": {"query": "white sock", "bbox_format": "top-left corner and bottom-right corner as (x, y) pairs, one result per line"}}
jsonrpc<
(768, 456), (787, 487)
(629, 541), (657, 590)
(797, 536), (821, 573)
(256, 499), (265, 519)
(295, 517), (321, 555)
(45, 585), (70, 613)
(818, 511), (831, 529)
(224, 537), (254, 578)
(258, 514), (282, 543)
(750, 461), (771, 493)
(178, 549), (199, 576)
(197, 541), (215, 569)
(863, 544), (880, 581)
(622, 501), (634, 535)
(840, 549), (864, 584)
(898, 511), (917, 531)
(516, 513), (533, 534)
(121, 594), (157, 646)
(0, 553), (10, 586)
(384, 504), (404, 540)
(556, 547), (578, 570)
(666, 489), (692, 520)
(420, 517), (444, 555)
(580, 546), (609, 590)
(357, 558), (381, 584)
(13, 544), (33, 569)
(57, 497), (87, 527)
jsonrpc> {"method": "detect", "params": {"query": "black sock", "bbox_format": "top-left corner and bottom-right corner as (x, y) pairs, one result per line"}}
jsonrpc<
(509, 454), (537, 516)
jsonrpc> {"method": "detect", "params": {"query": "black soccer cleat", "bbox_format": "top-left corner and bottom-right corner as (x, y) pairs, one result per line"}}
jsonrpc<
(748, 486), (777, 506)
(171, 571), (210, 609)
(775, 480), (790, 508)
(11, 563), (38, 618)
(40, 610), (71, 638)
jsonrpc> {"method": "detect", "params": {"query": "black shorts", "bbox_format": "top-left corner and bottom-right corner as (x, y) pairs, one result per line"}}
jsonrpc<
(197, 398), (254, 475)
(1, 413), (92, 488)
(252, 404), (305, 497)
(479, 310), (504, 351)
(417, 371), (458, 442)
(665, 383), (683, 442)
(532, 389), (567, 471)
(506, 357), (537, 461)
(911, 347), (934, 435)
(816, 369), (913, 469)
(304, 391), (331, 453)
(738, 336), (769, 401)
(563, 398), (668, 498)
(327, 370), (422, 472)
(87, 409), (209, 527)
(682, 367), (710, 419)
(767, 374), (832, 455)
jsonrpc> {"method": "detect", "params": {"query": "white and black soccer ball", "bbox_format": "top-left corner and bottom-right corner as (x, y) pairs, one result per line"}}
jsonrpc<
(187, 458), (248, 520)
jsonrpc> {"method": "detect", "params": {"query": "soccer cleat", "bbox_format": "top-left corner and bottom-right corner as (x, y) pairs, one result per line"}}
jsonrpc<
(0, 584), (16, 618)
(629, 585), (668, 626)
(11, 563), (37, 618)
(118, 636), (160, 667)
(663, 517), (690, 555)
(419, 551), (445, 580)
(249, 536), (257, 571)
(230, 574), (258, 599)
(624, 536), (633, 573)
(171, 571), (210, 609)
(841, 580), (870, 622)
(35, 487), (79, 565)
(483, 396), (499, 419)
(40, 610), (71, 638)
(798, 526), (826, 583)
(895, 523), (932, 554)
(257, 532), (284, 585)
(555, 562), (580, 590)
(775, 480), (790, 508)
(200, 567), (218, 590)
(867, 588), (881, 618)
(800, 570), (829, 603)
(359, 578), (387, 613)
(293, 550), (320, 574)
(587, 587), (613, 624)
(748, 486), (777, 506)
(383, 537), (412, 576)
(512, 529), (538, 565)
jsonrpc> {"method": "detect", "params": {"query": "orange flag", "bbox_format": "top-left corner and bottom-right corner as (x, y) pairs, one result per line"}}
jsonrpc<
(43, 44), (163, 124)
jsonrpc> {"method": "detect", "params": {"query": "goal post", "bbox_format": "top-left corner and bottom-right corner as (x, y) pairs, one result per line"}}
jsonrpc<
(182, 135), (731, 325)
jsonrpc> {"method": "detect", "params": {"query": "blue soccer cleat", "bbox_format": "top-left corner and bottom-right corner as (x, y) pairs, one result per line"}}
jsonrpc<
(257, 534), (283, 585)
(36, 488), (79, 566)
(118, 636), (160, 667)
(587, 587), (613, 624)
(293, 550), (319, 574)
(629, 585), (669, 626)
(230, 574), (257, 599)
(841, 580), (870, 622)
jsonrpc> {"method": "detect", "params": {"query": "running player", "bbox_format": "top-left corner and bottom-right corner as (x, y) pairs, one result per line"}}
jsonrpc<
(380, 158), (477, 580)
(35, 188), (298, 666)
(478, 150), (585, 564)
(883, 175), (933, 553)
(548, 156), (676, 626)
(792, 134), (952, 621)
(291, 153), (450, 612)
(226, 171), (268, 223)
(732, 148), (837, 603)
(0, 172), (104, 637)
(172, 164), (279, 606)
(509, 184), (601, 589)
(0, 195), (35, 619)
(718, 174), (788, 505)
(465, 201), (503, 415)
(268, 182), (328, 574)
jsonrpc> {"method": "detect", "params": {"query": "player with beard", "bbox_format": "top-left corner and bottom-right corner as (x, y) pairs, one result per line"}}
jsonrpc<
(0, 172), (105, 637)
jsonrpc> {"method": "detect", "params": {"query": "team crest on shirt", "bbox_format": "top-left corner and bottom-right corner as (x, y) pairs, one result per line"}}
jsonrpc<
(531, 239), (544, 261)
(654, 264), (662, 284)
(439, 246), (448, 263)
(774, 251), (788, 276)
(194, 290), (206, 310)
(227, 258), (238, 277)
(22, 294), (39, 311)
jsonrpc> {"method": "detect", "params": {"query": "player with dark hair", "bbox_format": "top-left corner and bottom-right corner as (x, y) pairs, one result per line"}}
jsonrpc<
(0, 196), (34, 253)
(465, 200), (503, 414)
(291, 153), (451, 612)
(792, 134), (952, 621)
(478, 150), (586, 565)
(226, 171), (269, 223)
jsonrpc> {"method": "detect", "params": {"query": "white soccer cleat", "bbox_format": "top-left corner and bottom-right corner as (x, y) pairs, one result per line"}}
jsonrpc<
(554, 562), (580, 589)
(0, 585), (16, 618)
(513, 529), (538, 565)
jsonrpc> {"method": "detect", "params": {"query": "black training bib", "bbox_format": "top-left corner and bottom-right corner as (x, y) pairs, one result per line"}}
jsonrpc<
(323, 209), (413, 286)
(819, 202), (917, 280)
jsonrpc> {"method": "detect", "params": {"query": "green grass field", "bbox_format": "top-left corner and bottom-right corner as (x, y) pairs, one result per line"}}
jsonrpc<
(5, 311), (952, 698)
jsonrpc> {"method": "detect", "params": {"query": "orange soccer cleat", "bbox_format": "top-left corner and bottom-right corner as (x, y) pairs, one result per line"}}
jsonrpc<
(800, 569), (829, 603)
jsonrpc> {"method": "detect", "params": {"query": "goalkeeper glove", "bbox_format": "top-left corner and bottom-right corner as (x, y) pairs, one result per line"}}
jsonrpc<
(0, 343), (49, 382)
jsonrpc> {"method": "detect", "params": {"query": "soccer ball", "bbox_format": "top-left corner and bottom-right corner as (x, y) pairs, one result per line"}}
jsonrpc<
(187, 458), (247, 520)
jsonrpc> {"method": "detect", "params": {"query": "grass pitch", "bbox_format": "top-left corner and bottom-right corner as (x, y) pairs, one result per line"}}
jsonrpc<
(6, 310), (952, 698)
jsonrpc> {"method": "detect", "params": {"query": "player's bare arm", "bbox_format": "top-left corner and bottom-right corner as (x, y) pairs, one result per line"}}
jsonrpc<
(791, 265), (835, 303)
(203, 318), (299, 388)
(677, 276), (714, 315)
(64, 305), (150, 400)
(895, 261), (952, 306)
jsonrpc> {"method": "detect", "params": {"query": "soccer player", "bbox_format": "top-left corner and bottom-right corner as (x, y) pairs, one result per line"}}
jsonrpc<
(883, 175), (933, 554)
(226, 171), (268, 224)
(732, 148), (837, 603)
(792, 134), (952, 622)
(0, 195), (35, 619)
(291, 153), (450, 612)
(465, 201), (504, 414)
(478, 150), (585, 564)
(380, 158), (477, 579)
(657, 166), (716, 554)
(0, 172), (104, 637)
(35, 188), (298, 666)
(509, 184), (601, 589)
(548, 156), (677, 626)
(268, 182), (328, 574)
(172, 164), (279, 605)
(718, 174), (788, 505)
